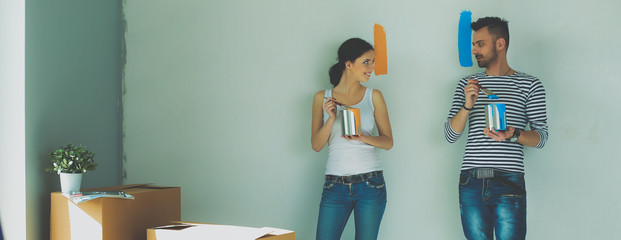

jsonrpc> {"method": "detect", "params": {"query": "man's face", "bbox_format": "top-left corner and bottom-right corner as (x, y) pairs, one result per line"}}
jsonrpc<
(472, 26), (498, 68)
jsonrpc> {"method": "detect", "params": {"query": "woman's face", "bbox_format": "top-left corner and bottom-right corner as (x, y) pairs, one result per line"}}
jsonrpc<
(348, 50), (375, 82)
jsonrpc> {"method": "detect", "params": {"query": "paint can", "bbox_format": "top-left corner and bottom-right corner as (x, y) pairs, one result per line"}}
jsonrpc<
(341, 108), (361, 136)
(485, 103), (507, 131)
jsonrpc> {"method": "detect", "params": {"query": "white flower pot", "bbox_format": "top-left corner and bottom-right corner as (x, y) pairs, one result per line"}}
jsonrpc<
(59, 172), (83, 194)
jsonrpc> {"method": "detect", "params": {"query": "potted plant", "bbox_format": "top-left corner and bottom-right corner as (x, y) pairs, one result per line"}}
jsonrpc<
(46, 143), (97, 194)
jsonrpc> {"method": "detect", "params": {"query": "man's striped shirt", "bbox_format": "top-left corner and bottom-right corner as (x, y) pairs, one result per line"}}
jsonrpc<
(444, 71), (548, 173)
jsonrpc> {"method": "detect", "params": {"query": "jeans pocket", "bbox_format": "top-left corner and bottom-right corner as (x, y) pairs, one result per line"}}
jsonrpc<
(323, 180), (335, 190)
(459, 173), (470, 186)
(365, 176), (386, 189)
(497, 173), (526, 196)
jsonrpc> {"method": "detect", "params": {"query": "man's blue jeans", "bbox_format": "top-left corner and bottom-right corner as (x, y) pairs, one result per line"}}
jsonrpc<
(459, 169), (527, 240)
(316, 174), (387, 240)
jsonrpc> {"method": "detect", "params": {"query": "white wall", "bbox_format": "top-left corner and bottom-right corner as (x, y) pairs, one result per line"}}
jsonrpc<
(0, 0), (26, 239)
(123, 0), (621, 239)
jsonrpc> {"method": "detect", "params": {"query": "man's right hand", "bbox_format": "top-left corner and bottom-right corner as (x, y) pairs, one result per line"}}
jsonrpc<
(464, 79), (480, 109)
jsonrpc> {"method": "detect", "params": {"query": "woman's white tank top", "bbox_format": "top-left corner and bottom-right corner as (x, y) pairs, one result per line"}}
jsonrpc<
(322, 88), (381, 176)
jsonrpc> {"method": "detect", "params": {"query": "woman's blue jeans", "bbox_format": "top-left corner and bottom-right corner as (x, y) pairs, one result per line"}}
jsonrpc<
(316, 175), (387, 240)
(459, 169), (527, 240)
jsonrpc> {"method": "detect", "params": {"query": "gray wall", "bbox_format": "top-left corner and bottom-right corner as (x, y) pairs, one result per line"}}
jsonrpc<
(122, 0), (621, 239)
(25, 0), (123, 239)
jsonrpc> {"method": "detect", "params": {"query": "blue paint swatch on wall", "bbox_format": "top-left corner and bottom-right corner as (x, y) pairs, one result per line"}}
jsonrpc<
(458, 10), (473, 67)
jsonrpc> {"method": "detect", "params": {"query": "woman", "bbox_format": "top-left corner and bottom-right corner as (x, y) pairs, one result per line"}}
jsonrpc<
(311, 38), (393, 240)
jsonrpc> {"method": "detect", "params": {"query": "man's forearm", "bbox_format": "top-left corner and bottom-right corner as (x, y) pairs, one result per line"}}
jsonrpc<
(516, 130), (541, 147)
(449, 107), (471, 133)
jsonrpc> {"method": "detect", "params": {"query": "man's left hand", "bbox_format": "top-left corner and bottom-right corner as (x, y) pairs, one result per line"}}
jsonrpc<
(484, 126), (515, 142)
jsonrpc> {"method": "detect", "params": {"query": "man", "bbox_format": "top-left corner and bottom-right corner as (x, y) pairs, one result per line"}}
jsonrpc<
(444, 17), (549, 240)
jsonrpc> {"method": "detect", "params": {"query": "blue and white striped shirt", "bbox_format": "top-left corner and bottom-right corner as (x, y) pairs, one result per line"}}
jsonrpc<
(444, 71), (549, 173)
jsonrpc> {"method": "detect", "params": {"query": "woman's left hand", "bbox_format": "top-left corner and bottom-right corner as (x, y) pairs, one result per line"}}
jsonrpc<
(342, 134), (366, 141)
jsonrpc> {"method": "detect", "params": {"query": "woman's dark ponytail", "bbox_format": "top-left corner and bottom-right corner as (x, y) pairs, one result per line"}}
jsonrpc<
(329, 61), (346, 87)
(328, 38), (374, 87)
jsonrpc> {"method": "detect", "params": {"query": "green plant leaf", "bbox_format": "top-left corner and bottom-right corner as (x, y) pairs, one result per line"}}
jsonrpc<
(47, 143), (97, 174)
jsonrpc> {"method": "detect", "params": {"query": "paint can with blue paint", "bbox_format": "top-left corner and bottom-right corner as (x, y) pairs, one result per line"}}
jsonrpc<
(484, 103), (506, 131)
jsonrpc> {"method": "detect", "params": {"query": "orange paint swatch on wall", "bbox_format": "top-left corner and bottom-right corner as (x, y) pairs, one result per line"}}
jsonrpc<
(373, 23), (387, 76)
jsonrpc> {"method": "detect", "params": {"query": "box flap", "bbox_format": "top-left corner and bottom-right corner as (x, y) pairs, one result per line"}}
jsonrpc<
(258, 227), (294, 236)
(152, 223), (195, 231)
(151, 222), (293, 240)
(81, 183), (153, 192)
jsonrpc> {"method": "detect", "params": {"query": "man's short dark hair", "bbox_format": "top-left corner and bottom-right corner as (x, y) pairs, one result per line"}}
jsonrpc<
(471, 17), (509, 50)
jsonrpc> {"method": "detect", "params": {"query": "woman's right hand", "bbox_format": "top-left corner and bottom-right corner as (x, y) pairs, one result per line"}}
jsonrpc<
(323, 97), (337, 119)
(312, 92), (337, 152)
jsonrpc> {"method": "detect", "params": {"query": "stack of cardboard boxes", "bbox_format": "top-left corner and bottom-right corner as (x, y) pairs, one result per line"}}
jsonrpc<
(50, 184), (294, 240)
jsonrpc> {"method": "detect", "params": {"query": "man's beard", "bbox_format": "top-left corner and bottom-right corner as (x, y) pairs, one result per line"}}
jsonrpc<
(476, 46), (498, 68)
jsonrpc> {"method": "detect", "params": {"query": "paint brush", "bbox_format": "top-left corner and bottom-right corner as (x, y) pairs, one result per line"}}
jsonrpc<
(474, 83), (499, 99)
(324, 97), (352, 109)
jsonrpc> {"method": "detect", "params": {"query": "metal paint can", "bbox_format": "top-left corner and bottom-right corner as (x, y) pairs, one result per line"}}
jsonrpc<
(341, 108), (361, 136)
(485, 103), (507, 131)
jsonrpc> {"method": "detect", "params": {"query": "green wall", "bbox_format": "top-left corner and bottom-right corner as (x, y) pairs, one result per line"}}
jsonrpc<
(122, 0), (621, 239)
(25, 0), (123, 239)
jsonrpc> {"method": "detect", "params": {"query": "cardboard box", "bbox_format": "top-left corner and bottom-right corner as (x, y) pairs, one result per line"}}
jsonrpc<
(50, 184), (181, 240)
(147, 222), (295, 240)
